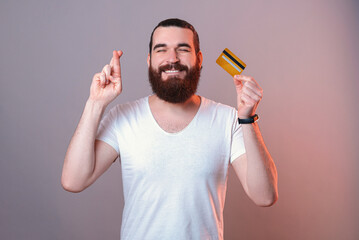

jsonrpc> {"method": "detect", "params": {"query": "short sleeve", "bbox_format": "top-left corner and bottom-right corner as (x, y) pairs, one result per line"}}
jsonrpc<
(96, 107), (120, 154)
(230, 114), (246, 163)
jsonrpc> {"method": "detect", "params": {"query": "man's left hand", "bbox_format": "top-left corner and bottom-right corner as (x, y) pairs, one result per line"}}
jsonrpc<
(233, 75), (263, 118)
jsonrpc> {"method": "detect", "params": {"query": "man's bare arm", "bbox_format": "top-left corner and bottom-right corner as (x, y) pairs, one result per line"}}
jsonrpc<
(231, 75), (278, 206)
(61, 50), (123, 192)
(232, 123), (278, 206)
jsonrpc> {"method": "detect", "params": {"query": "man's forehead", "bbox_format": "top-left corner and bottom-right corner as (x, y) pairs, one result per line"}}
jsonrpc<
(152, 26), (194, 47)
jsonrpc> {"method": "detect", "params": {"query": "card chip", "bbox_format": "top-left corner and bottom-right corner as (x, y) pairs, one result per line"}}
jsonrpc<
(216, 48), (246, 77)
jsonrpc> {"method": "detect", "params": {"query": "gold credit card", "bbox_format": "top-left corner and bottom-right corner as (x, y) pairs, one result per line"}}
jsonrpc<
(216, 48), (246, 77)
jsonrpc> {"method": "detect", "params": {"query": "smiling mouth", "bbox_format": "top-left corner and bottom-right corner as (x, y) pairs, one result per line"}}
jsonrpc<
(159, 63), (188, 74)
(164, 70), (181, 74)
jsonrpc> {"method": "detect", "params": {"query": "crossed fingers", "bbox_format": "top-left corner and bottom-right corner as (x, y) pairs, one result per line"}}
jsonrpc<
(99, 50), (123, 88)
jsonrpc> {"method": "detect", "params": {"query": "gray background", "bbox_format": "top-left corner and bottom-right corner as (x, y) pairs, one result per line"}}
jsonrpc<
(1, 0), (358, 239)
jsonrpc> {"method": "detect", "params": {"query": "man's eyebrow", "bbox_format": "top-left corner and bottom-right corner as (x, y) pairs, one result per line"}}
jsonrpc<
(153, 43), (167, 50)
(177, 43), (192, 48)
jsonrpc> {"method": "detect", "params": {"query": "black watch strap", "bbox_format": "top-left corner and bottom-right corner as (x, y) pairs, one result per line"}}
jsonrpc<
(238, 114), (259, 124)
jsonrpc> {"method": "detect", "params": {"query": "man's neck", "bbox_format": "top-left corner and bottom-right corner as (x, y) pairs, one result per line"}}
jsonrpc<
(148, 94), (201, 133)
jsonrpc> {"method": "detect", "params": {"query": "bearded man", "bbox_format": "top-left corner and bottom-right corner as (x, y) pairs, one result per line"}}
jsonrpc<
(61, 18), (278, 240)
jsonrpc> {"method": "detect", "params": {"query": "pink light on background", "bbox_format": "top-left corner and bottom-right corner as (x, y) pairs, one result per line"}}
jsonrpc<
(223, 2), (359, 239)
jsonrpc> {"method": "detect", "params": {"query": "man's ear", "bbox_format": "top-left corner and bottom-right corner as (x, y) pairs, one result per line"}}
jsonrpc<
(147, 54), (150, 67)
(197, 51), (203, 69)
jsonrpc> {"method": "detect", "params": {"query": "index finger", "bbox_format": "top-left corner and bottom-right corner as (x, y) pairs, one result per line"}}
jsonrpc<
(234, 75), (260, 87)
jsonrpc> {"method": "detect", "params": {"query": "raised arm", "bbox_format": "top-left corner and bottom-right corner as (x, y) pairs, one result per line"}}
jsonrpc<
(231, 75), (278, 206)
(61, 50), (123, 193)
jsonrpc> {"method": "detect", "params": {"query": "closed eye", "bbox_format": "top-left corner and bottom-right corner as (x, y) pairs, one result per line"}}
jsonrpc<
(178, 48), (190, 52)
(153, 43), (167, 52)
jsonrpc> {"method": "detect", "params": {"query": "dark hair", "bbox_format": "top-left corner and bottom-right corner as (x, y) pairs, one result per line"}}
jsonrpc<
(149, 18), (200, 54)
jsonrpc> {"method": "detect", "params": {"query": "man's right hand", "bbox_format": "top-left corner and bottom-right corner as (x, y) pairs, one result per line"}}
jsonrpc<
(89, 50), (123, 107)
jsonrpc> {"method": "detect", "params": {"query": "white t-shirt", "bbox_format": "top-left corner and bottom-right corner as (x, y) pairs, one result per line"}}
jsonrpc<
(97, 96), (245, 240)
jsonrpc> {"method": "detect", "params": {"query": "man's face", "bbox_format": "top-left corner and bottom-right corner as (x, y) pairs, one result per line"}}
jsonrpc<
(147, 26), (203, 103)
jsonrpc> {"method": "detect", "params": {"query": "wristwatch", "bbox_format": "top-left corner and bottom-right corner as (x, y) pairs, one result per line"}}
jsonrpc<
(238, 114), (259, 124)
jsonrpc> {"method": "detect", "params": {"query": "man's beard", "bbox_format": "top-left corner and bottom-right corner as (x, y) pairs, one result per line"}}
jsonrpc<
(148, 61), (201, 103)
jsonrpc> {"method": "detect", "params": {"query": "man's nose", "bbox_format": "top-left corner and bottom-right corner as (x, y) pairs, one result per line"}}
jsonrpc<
(167, 49), (179, 63)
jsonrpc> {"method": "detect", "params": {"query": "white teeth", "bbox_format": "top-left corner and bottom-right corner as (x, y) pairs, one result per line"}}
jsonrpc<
(165, 70), (180, 73)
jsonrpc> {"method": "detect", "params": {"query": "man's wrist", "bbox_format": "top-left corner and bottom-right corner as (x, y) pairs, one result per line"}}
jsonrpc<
(238, 114), (259, 124)
(86, 99), (107, 115)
